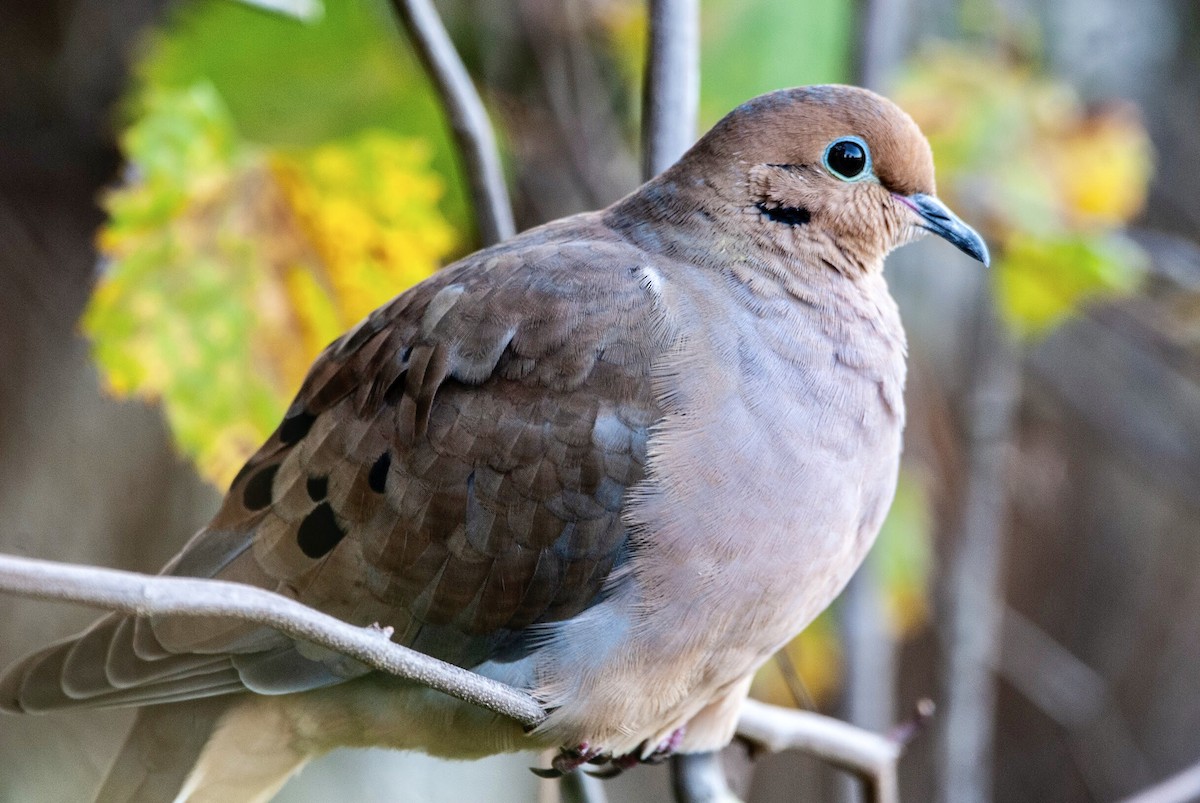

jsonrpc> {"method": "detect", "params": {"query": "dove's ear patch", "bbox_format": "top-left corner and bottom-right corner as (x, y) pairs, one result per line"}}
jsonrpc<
(756, 202), (811, 227)
(306, 475), (329, 503)
(297, 502), (346, 559)
(368, 453), (391, 493)
(749, 164), (813, 227)
(243, 464), (280, 511)
(280, 409), (317, 445)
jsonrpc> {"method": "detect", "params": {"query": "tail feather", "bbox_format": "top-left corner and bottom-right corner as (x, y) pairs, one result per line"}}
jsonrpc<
(106, 618), (233, 689)
(3, 638), (76, 713)
(61, 615), (125, 697)
(0, 623), (245, 714)
(74, 675), (247, 710)
(96, 698), (229, 803)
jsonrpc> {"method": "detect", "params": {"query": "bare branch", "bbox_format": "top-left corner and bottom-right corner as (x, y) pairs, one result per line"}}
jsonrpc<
(560, 770), (610, 803)
(937, 294), (1022, 803)
(0, 553), (543, 727)
(1120, 761), (1200, 803)
(641, 0), (700, 180)
(852, 0), (912, 90)
(736, 699), (902, 803)
(997, 606), (1107, 730)
(671, 751), (738, 803)
(389, 0), (515, 245)
(1, 551), (919, 801)
(228, 0), (319, 19)
(229, 0), (322, 21)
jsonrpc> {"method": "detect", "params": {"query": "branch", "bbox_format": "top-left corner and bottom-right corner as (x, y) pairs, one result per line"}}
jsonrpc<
(643, 7), (702, 798)
(640, 0), (700, 180)
(936, 293), (1021, 803)
(0, 553), (543, 727)
(671, 751), (738, 803)
(388, 0), (515, 245)
(1, 551), (922, 800)
(736, 698), (925, 803)
(560, 770), (610, 803)
(852, 0), (912, 90)
(230, 0), (322, 21)
(1120, 761), (1200, 803)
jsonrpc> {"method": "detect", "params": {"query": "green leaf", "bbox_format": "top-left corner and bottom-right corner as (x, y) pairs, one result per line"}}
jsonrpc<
(995, 232), (1146, 338)
(87, 83), (454, 487)
(132, 0), (472, 240)
(699, 0), (854, 128)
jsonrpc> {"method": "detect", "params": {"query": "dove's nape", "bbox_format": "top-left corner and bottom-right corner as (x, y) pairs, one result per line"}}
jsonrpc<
(0, 84), (984, 801)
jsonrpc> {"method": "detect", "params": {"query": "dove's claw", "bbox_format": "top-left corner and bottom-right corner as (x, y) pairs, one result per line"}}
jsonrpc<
(532, 743), (606, 777)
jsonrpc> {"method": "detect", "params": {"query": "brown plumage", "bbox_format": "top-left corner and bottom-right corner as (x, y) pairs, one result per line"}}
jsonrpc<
(0, 85), (986, 801)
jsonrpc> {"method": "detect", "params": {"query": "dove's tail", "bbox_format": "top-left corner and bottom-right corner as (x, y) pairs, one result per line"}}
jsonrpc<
(95, 699), (226, 803)
(96, 694), (311, 803)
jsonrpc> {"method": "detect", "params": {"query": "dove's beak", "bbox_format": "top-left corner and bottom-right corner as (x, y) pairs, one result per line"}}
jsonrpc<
(897, 193), (990, 267)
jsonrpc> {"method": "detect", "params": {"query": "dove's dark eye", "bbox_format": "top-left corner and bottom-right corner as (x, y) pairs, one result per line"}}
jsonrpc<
(824, 137), (870, 181)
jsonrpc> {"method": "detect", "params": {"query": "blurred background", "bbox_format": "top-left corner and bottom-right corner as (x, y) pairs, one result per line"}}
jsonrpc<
(0, 0), (1197, 801)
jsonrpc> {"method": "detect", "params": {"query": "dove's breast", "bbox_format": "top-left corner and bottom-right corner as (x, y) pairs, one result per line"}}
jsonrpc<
(527, 259), (908, 753)
(633, 261), (906, 650)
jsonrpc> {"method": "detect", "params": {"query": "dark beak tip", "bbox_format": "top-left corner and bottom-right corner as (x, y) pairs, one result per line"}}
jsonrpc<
(907, 193), (990, 268)
(968, 237), (991, 268)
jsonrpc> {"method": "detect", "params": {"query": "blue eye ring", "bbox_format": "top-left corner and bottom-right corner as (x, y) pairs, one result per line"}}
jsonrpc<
(823, 136), (872, 182)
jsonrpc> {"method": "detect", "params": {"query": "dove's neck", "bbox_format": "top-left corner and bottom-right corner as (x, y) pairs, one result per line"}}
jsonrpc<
(605, 175), (890, 282)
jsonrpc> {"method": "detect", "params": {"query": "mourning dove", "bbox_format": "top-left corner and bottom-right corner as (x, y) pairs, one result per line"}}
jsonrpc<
(0, 85), (987, 801)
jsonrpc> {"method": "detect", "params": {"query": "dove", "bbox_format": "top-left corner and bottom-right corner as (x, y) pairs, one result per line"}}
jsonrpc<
(0, 84), (987, 802)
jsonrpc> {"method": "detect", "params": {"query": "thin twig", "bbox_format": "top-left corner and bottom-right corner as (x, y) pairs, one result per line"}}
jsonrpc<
(0, 553), (543, 726)
(852, 0), (912, 91)
(737, 699), (902, 803)
(640, 0), (700, 179)
(642, 5), (706, 799)
(1119, 760), (1200, 803)
(1, 550), (920, 800)
(230, 0), (322, 21)
(671, 751), (738, 803)
(937, 293), (1021, 803)
(773, 647), (816, 711)
(389, 0), (515, 245)
(560, 769), (610, 803)
(836, 6), (910, 789)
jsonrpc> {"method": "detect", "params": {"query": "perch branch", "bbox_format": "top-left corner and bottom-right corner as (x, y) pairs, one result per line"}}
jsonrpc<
(388, 0), (515, 245)
(737, 698), (930, 803)
(671, 750), (737, 803)
(1120, 760), (1200, 803)
(1, 551), (921, 797)
(0, 553), (543, 726)
(641, 0), (700, 179)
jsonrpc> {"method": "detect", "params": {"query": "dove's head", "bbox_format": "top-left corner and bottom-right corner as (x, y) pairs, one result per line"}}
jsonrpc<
(669, 84), (988, 274)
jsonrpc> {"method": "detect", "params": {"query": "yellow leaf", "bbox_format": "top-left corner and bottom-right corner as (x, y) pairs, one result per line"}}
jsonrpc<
(88, 83), (457, 488)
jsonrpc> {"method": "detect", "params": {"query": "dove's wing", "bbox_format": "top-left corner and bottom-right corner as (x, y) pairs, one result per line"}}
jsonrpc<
(2, 215), (671, 712)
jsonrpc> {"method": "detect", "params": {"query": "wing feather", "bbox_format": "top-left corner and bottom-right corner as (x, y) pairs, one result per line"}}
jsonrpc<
(1, 215), (671, 712)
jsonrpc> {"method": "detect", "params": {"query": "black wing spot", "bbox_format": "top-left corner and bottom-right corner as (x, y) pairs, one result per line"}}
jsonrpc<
(306, 475), (329, 502)
(296, 502), (346, 558)
(229, 459), (257, 491)
(368, 452), (391, 493)
(756, 201), (811, 226)
(243, 464), (279, 511)
(383, 370), (409, 405)
(280, 409), (317, 445)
